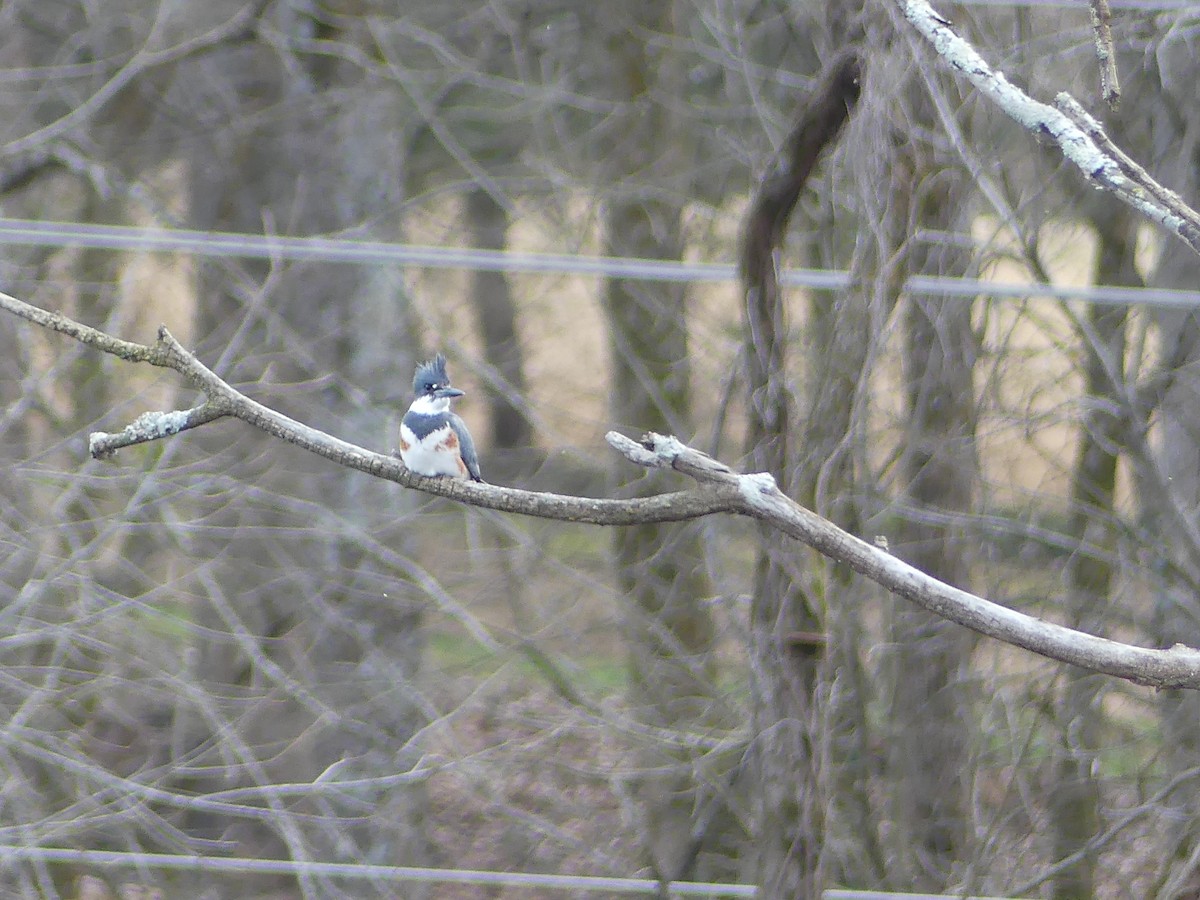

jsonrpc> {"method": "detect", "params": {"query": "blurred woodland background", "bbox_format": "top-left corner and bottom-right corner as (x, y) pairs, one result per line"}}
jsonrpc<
(3, 1), (1200, 898)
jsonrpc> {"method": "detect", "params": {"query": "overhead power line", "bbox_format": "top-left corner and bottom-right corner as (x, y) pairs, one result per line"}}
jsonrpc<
(1, 216), (1198, 309)
(950, 0), (1195, 7)
(952, 0), (1195, 7)
(0, 847), (753, 897)
(0, 845), (1025, 899)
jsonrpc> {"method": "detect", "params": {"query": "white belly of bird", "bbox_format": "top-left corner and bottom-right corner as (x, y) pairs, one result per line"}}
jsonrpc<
(399, 423), (464, 477)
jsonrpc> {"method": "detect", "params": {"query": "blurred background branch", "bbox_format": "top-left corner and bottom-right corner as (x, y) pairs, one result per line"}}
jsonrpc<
(5, 2), (1200, 898)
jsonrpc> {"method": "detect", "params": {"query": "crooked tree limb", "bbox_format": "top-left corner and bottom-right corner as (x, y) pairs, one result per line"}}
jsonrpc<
(6, 289), (1200, 689)
(741, 50), (861, 480)
(608, 432), (1200, 691)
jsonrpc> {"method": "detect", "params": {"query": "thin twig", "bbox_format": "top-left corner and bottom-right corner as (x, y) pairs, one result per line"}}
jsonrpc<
(1089, 0), (1120, 109)
(2, 0), (268, 159)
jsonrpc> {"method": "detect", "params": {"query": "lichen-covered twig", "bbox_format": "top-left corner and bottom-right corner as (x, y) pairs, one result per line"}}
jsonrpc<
(896, 0), (1200, 257)
(89, 405), (227, 458)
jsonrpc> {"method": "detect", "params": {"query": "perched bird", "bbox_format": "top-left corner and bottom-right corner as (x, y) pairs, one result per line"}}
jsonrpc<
(398, 353), (483, 482)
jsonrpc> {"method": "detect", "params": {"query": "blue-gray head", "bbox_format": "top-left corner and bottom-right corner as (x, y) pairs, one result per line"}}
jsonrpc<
(412, 353), (464, 401)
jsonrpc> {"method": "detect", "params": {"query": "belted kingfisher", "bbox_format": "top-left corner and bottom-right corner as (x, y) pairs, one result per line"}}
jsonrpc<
(398, 353), (483, 482)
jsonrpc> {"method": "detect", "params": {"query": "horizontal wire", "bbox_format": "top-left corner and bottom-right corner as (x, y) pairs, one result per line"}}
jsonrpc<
(950, 0), (1195, 7)
(0, 846), (753, 896)
(951, 0), (1196, 7)
(1, 216), (1198, 309)
(0, 845), (1023, 898)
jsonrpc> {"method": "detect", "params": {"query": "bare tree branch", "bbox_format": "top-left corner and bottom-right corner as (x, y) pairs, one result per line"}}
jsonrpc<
(1, 0), (269, 160)
(609, 433), (1200, 690)
(1089, 0), (1120, 109)
(896, 0), (1200, 257)
(0, 290), (732, 527)
(1054, 92), (1200, 242)
(89, 404), (227, 457)
(7, 289), (1200, 689)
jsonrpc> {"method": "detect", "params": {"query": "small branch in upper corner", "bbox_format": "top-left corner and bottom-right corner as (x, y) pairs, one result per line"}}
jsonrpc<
(895, 0), (1200, 258)
(89, 404), (228, 458)
(1089, 0), (1120, 109)
(0, 290), (166, 365)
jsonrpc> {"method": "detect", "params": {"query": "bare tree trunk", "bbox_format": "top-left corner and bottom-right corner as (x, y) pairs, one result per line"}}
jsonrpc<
(464, 188), (532, 454)
(1138, 39), (1200, 894)
(175, 22), (430, 895)
(1049, 203), (1137, 900)
(594, 1), (725, 880)
(605, 200), (712, 711)
(1151, 312), (1200, 897)
(889, 183), (978, 885)
(740, 53), (861, 897)
(1138, 122), (1200, 894)
(604, 192), (722, 882)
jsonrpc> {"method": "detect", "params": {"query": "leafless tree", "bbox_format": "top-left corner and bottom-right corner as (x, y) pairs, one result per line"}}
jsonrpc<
(8, 3), (1200, 899)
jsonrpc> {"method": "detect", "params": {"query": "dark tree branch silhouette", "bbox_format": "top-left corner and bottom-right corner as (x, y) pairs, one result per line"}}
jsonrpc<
(739, 49), (863, 896)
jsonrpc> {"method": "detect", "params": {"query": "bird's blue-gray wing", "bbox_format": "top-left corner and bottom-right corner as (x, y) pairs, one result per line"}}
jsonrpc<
(449, 413), (483, 482)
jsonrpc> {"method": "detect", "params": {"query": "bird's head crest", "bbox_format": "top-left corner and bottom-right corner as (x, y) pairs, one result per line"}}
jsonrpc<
(412, 353), (451, 395)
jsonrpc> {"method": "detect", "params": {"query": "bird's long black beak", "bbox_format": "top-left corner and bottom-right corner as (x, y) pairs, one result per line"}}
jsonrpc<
(436, 387), (465, 399)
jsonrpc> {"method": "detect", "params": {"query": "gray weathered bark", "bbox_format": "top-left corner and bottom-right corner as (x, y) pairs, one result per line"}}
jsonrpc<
(464, 188), (533, 454)
(889, 160), (978, 885)
(1049, 202), (1137, 899)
